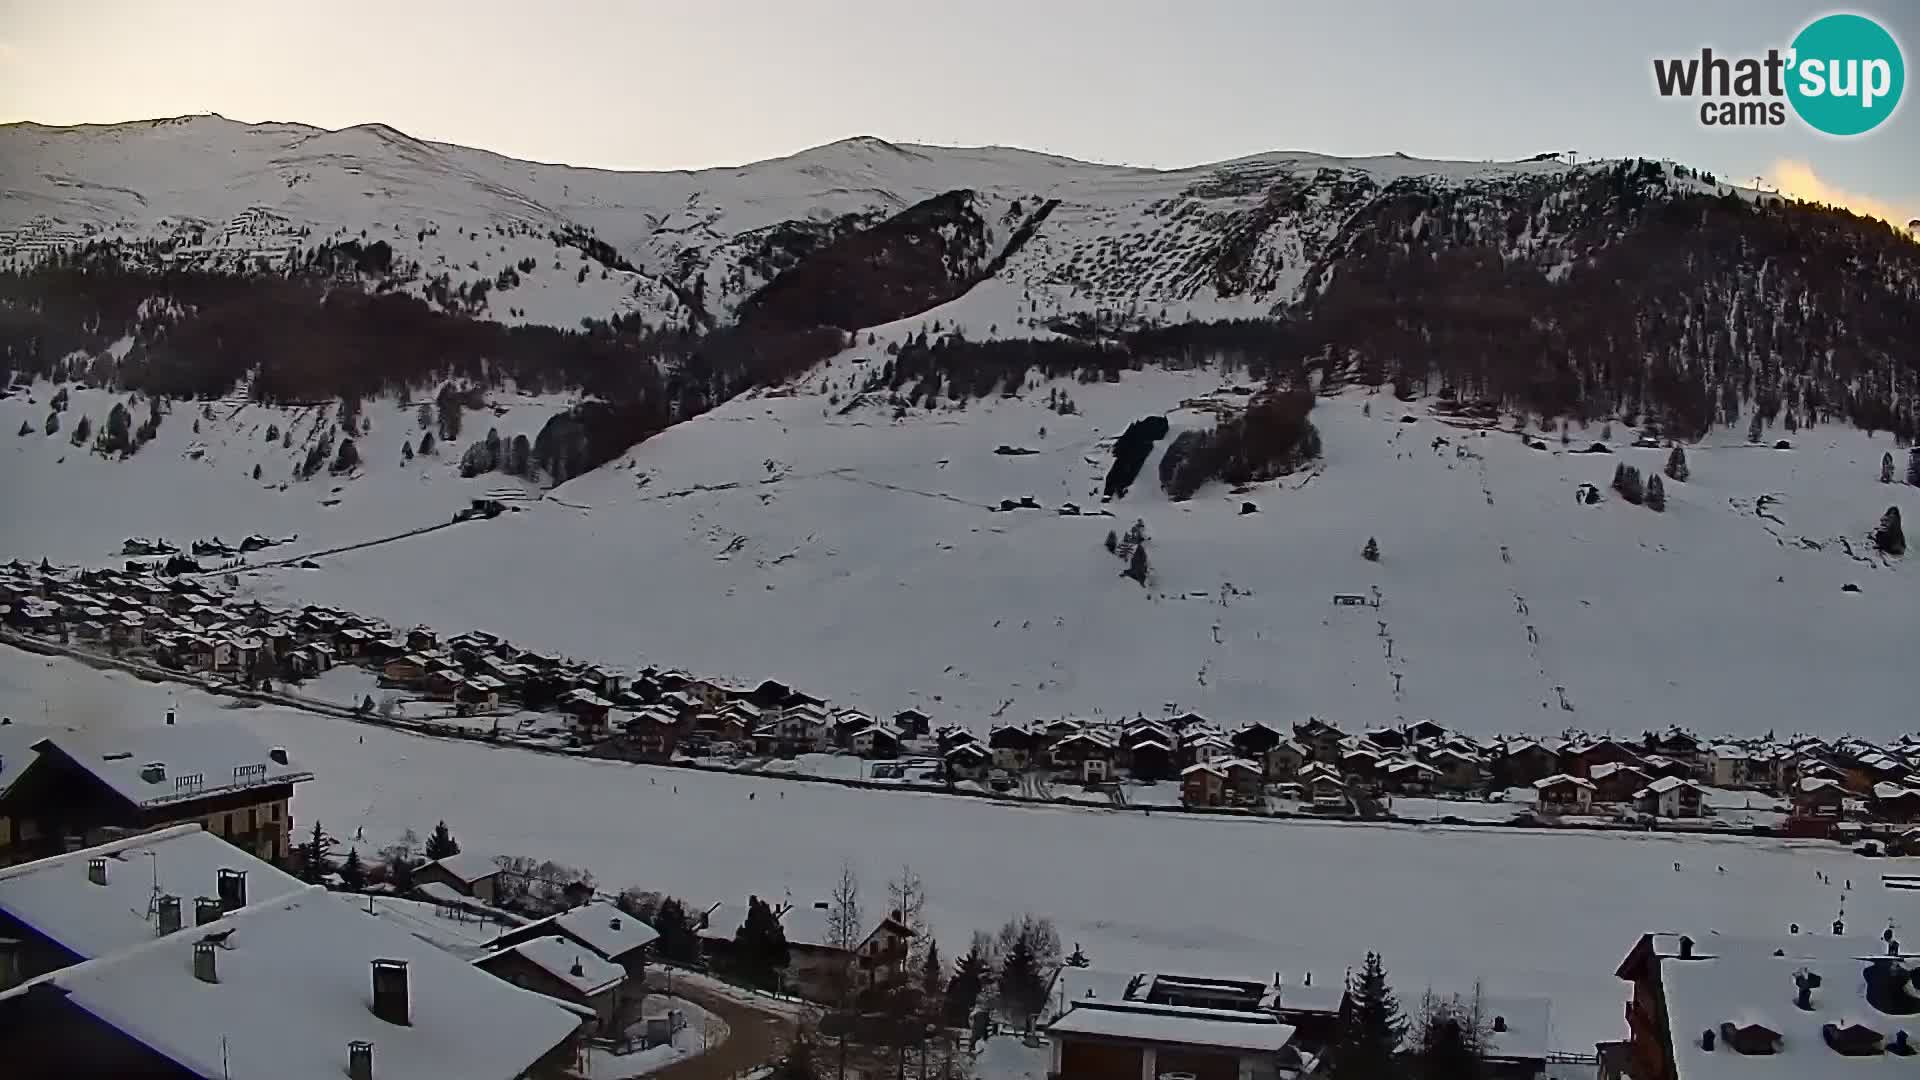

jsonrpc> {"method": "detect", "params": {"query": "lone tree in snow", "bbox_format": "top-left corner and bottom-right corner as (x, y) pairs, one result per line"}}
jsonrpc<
(1330, 952), (1405, 1080)
(1873, 506), (1905, 557)
(1612, 463), (1645, 505)
(1104, 529), (1118, 554)
(1665, 446), (1689, 482)
(425, 820), (461, 860)
(252, 463), (262, 480)
(1362, 537), (1381, 562)
(43, 411), (58, 436)
(1124, 544), (1150, 585)
(17, 420), (31, 437)
(1883, 452), (1896, 484)
(1645, 473), (1666, 512)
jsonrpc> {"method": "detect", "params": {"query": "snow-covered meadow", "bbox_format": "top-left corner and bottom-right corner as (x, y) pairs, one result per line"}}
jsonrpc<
(196, 364), (1920, 743)
(0, 647), (1903, 1055)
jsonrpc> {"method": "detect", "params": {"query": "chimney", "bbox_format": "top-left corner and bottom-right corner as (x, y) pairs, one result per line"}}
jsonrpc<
(193, 939), (218, 984)
(157, 895), (182, 935)
(609, 915), (622, 931)
(166, 709), (175, 725)
(1305, 971), (1312, 986)
(571, 957), (585, 978)
(195, 896), (222, 926)
(1679, 935), (1695, 959)
(1893, 1031), (1915, 1056)
(371, 959), (410, 1026)
(1493, 1015), (1507, 1033)
(269, 747), (288, 765)
(1701, 1028), (1715, 1051)
(0, 938), (21, 992)
(217, 868), (247, 912)
(140, 762), (166, 783)
(87, 856), (110, 886)
(348, 1041), (374, 1080)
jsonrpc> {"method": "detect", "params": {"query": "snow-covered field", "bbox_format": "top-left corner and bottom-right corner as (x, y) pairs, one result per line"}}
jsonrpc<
(0, 380), (574, 563)
(1, 646), (1903, 1055)
(178, 365), (1919, 743)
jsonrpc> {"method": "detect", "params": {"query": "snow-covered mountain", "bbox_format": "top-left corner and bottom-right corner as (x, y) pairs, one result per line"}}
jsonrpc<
(5, 116), (1918, 743)
(1, 114), (1585, 331)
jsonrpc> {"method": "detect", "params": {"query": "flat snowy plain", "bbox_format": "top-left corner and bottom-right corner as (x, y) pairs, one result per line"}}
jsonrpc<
(1, 647), (1903, 1055)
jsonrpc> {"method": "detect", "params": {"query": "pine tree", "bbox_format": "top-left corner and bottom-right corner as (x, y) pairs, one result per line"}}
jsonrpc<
(300, 821), (331, 883)
(652, 897), (698, 963)
(17, 420), (31, 437)
(1330, 952), (1405, 1080)
(1665, 446), (1689, 482)
(997, 935), (1040, 1029)
(1104, 530), (1118, 554)
(1411, 990), (1486, 1080)
(1645, 473), (1666, 512)
(341, 847), (366, 891)
(920, 939), (945, 1006)
(425, 820), (461, 860)
(1124, 544), (1150, 585)
(419, 431), (436, 456)
(389, 853), (415, 893)
(946, 942), (988, 1025)
(1363, 537), (1381, 562)
(1882, 452), (1895, 483)
(1613, 464), (1645, 504)
(1873, 506), (1905, 556)
(1065, 943), (1090, 968)
(734, 895), (791, 991)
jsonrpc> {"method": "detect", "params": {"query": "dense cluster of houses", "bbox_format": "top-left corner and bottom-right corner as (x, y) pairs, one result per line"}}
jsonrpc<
(9, 559), (1920, 838)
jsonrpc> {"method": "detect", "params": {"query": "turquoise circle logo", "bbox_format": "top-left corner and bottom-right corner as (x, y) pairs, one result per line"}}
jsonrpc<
(1787, 13), (1905, 135)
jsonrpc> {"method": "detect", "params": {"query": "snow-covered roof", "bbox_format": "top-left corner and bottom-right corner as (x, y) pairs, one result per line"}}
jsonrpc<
(422, 851), (501, 885)
(1046, 998), (1297, 1053)
(515, 900), (657, 960)
(1590, 762), (1646, 781)
(1798, 777), (1842, 794)
(1660, 937), (1920, 1079)
(0, 824), (304, 959)
(31, 720), (311, 810)
(485, 933), (627, 996)
(0, 720), (53, 795)
(1871, 781), (1920, 801)
(1644, 776), (1700, 795)
(1, 886), (587, 1080)
(1534, 774), (1595, 791)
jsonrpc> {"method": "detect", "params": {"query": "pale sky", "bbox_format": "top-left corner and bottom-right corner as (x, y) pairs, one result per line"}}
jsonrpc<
(2, 0), (1915, 221)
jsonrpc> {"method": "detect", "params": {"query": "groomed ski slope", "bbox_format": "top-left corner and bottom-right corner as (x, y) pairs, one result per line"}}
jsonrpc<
(230, 366), (1916, 742)
(0, 647), (1897, 1056)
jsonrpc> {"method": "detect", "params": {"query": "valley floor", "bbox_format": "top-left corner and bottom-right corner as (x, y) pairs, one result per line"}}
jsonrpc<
(0, 645), (1899, 1057)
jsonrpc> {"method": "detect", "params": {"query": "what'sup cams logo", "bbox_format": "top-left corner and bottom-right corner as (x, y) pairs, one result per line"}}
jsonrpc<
(1654, 12), (1904, 135)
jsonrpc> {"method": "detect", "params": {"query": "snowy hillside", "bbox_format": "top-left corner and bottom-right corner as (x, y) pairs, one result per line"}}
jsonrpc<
(0, 377), (576, 561)
(1, 115), (1583, 330)
(188, 367), (1920, 742)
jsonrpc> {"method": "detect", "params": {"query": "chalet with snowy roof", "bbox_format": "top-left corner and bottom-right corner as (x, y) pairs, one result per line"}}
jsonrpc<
(475, 934), (630, 1034)
(1532, 774), (1595, 816)
(988, 725), (1040, 771)
(1298, 763), (1348, 808)
(1591, 762), (1655, 805)
(1562, 739), (1645, 779)
(0, 825), (306, 985)
(1635, 776), (1706, 819)
(1869, 783), (1920, 825)
(413, 852), (503, 906)
(1646, 728), (1703, 762)
(1045, 998), (1311, 1080)
(1231, 722), (1284, 759)
(623, 707), (684, 760)
(830, 710), (873, 749)
(943, 741), (992, 781)
(1640, 754), (1697, 781)
(1293, 718), (1343, 762)
(891, 708), (931, 738)
(490, 901), (658, 983)
(558, 689), (614, 733)
(0, 720), (311, 866)
(1052, 730), (1118, 782)
(0, 884), (591, 1080)
(1126, 736), (1175, 781)
(851, 724), (901, 760)
(1181, 762), (1228, 806)
(1426, 746), (1481, 791)
(1793, 777), (1846, 819)
(1263, 739), (1308, 781)
(1615, 929), (1920, 1080)
(1381, 758), (1440, 795)
(1705, 745), (1755, 788)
